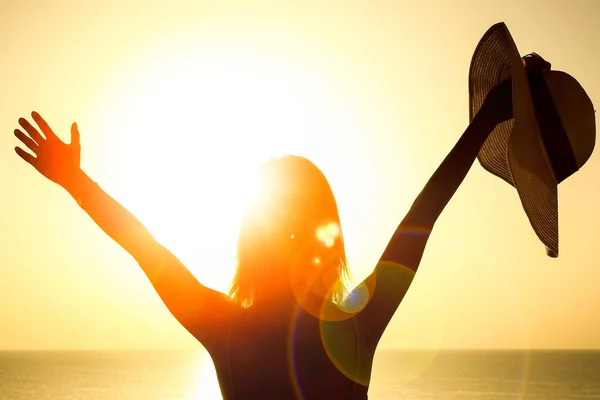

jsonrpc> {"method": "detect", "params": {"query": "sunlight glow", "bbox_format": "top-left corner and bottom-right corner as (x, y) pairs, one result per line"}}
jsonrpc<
(190, 357), (223, 400)
(91, 29), (360, 295)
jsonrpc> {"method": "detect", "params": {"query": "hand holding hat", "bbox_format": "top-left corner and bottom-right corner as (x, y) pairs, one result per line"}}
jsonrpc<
(469, 23), (596, 257)
(522, 52), (551, 73)
(482, 52), (553, 126)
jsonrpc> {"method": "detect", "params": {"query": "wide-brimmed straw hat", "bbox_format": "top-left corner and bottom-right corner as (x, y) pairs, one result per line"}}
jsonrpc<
(469, 22), (596, 257)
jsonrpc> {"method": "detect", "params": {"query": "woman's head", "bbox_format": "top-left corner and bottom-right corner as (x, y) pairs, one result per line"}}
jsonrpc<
(230, 156), (349, 308)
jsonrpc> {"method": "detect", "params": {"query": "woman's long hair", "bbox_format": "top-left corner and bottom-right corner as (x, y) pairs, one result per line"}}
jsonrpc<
(229, 156), (351, 308)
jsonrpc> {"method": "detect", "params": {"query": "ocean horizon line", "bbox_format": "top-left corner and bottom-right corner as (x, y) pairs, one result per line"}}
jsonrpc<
(2, 347), (599, 352)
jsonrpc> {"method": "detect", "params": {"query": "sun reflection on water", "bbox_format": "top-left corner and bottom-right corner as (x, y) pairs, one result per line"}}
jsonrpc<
(188, 356), (223, 400)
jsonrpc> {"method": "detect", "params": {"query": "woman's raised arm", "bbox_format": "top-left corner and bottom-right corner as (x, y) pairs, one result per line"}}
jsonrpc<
(14, 112), (236, 347)
(354, 80), (513, 340)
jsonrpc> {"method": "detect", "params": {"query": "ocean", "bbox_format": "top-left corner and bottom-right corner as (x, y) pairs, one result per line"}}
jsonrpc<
(0, 350), (598, 399)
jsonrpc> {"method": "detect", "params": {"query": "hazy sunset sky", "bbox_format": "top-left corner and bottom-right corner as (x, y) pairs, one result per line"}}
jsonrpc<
(1, 0), (599, 351)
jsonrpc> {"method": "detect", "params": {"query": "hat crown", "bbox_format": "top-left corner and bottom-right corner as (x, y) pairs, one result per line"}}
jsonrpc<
(469, 22), (596, 257)
(542, 71), (596, 176)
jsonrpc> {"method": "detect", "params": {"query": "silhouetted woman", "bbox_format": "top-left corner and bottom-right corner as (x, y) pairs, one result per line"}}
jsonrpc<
(14, 80), (511, 399)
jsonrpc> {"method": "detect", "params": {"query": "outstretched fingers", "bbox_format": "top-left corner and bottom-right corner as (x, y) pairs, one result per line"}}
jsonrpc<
(31, 111), (58, 141)
(18, 117), (44, 144)
(70, 122), (80, 148)
(14, 129), (39, 153)
(14, 146), (37, 168)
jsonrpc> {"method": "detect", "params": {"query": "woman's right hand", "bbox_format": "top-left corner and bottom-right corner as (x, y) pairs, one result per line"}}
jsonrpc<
(480, 52), (552, 127)
(14, 111), (82, 189)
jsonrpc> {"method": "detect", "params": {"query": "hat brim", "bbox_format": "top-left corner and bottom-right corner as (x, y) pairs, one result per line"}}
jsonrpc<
(469, 22), (559, 257)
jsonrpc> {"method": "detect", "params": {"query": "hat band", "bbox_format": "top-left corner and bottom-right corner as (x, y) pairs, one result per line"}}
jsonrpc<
(529, 73), (578, 183)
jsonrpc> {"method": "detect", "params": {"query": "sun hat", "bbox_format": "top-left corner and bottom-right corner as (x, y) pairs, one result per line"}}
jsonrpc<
(469, 22), (596, 257)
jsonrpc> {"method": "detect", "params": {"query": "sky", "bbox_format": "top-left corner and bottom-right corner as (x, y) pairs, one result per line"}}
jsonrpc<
(0, 0), (599, 351)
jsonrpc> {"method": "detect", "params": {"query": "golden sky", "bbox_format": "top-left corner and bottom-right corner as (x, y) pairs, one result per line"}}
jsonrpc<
(1, 0), (599, 351)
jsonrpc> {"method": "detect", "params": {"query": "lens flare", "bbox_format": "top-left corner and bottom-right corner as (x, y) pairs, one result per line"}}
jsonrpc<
(336, 282), (370, 314)
(316, 222), (340, 248)
(319, 262), (413, 385)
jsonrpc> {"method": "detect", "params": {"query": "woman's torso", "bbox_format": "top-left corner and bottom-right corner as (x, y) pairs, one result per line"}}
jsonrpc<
(206, 305), (377, 400)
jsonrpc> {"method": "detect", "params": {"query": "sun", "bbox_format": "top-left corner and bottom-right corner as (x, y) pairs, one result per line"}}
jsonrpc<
(86, 29), (352, 294)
